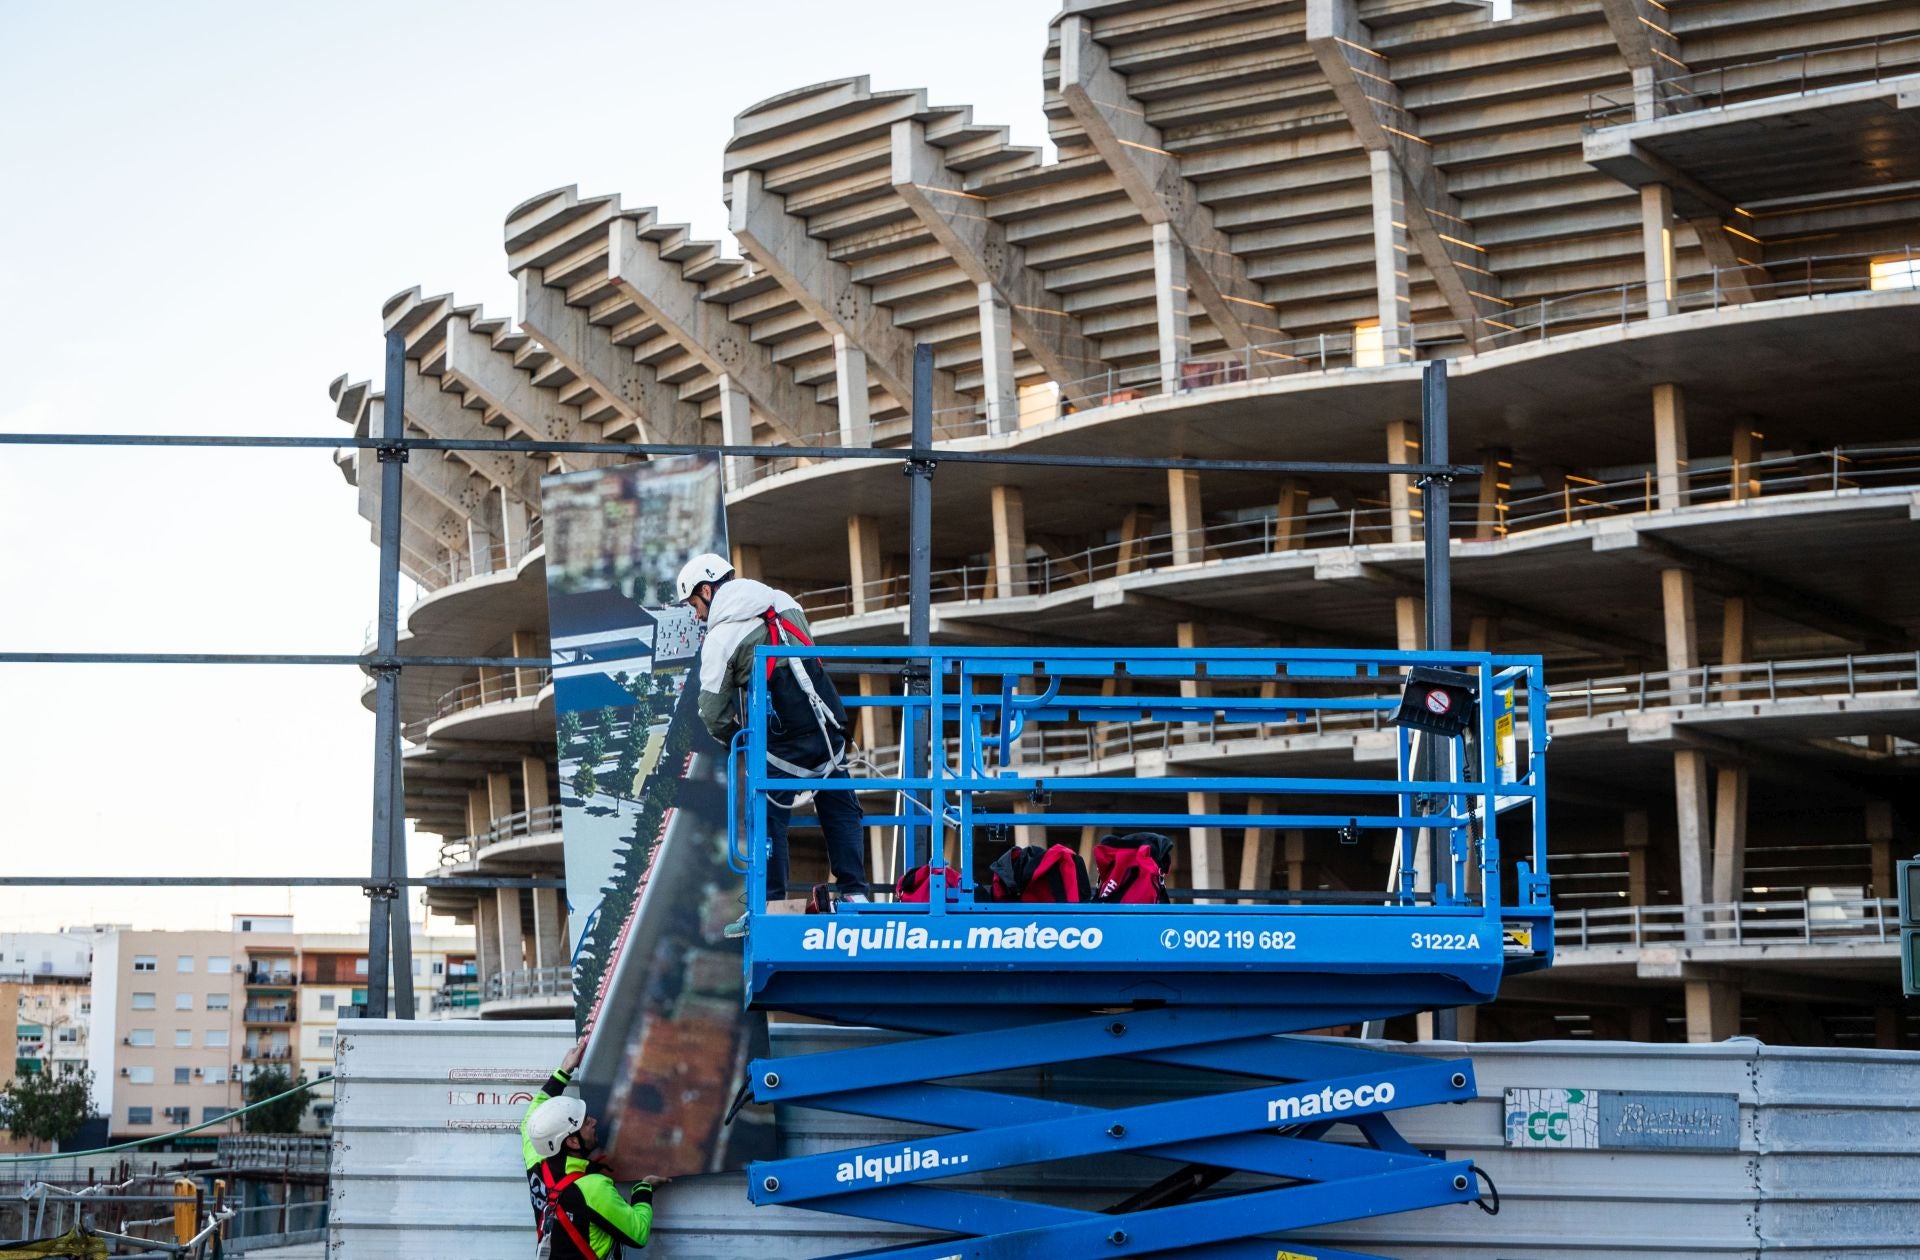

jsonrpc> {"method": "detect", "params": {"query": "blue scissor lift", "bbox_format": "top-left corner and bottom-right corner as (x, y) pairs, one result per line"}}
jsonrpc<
(727, 645), (1553, 1260)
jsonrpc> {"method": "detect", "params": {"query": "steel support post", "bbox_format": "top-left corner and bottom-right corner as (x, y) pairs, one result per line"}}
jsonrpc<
(1419, 359), (1458, 1041)
(368, 331), (415, 1019)
(905, 344), (935, 871)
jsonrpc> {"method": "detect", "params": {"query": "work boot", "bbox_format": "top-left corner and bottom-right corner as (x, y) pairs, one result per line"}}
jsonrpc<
(723, 914), (750, 940)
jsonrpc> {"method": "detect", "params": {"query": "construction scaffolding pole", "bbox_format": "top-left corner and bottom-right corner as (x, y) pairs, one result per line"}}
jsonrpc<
(367, 331), (414, 1020)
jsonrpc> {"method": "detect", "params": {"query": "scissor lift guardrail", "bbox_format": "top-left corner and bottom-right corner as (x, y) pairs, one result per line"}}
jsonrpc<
(726, 647), (1553, 1260)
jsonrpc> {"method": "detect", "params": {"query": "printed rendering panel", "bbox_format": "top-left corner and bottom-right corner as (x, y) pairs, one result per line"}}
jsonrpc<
(539, 454), (771, 1178)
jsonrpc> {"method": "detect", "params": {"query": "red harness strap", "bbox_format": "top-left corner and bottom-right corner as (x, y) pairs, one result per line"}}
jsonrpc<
(760, 606), (814, 681)
(541, 1166), (595, 1258)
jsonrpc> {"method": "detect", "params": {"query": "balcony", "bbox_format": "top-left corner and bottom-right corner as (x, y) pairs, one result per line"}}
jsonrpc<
(242, 1005), (295, 1025)
(481, 966), (571, 1016)
(1556, 896), (1901, 952)
(430, 983), (481, 1017)
(410, 523), (543, 595)
(244, 969), (297, 988)
(437, 804), (564, 866)
(405, 668), (551, 744)
(242, 1044), (294, 1063)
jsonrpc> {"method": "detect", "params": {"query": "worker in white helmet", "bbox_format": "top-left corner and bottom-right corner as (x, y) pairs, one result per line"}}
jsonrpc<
(521, 1038), (661, 1257)
(676, 553), (870, 936)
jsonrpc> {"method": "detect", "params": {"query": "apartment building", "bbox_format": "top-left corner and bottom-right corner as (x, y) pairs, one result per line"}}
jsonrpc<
(2, 931), (94, 1082)
(88, 917), (476, 1143)
(330, 0), (1919, 1046)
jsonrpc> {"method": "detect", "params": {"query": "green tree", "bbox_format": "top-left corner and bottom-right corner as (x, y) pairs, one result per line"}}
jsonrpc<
(573, 763), (599, 797)
(0, 1062), (96, 1152)
(242, 1067), (310, 1134)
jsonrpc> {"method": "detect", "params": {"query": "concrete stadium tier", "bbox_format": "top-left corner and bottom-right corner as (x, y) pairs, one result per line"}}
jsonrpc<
(326, 0), (1920, 1045)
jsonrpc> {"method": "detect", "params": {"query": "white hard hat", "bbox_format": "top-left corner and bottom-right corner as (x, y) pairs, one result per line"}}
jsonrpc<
(675, 553), (734, 604)
(527, 1096), (587, 1159)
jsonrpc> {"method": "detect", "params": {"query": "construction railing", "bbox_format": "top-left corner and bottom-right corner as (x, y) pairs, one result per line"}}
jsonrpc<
(437, 803), (564, 864)
(789, 441), (1920, 623)
(1586, 32), (1920, 125)
(421, 667), (551, 725)
(1556, 896), (1901, 949)
(484, 965), (570, 1004)
(409, 522), (544, 593)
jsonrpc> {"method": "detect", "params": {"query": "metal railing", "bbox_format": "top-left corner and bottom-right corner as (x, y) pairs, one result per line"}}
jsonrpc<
(412, 522), (544, 593)
(788, 440), (1920, 622)
(239, 1006), (293, 1024)
(430, 982), (481, 1014)
(847, 652), (1917, 782)
(1588, 33), (1920, 125)
(240, 1045), (292, 1062)
(484, 965), (571, 1004)
(1548, 652), (1919, 719)
(1556, 896), (1900, 949)
(215, 1134), (329, 1175)
(437, 804), (564, 865)
(423, 667), (551, 725)
(241, 970), (295, 987)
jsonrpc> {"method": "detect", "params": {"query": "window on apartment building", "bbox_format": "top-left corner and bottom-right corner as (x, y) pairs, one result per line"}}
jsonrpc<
(205, 1065), (228, 1085)
(57, 1029), (77, 1044)
(203, 1106), (231, 1123)
(318, 994), (335, 1012)
(133, 955), (156, 972)
(164, 1106), (190, 1126)
(413, 958), (422, 976)
(174, 1030), (192, 1047)
(175, 993), (193, 1010)
(131, 993), (156, 1010)
(207, 993), (229, 1011)
(317, 1068), (333, 1080)
(128, 1029), (155, 1047)
(127, 1066), (154, 1084)
(208, 955), (231, 973)
(206, 1029), (229, 1048)
(1353, 320), (1385, 368)
(174, 1067), (191, 1085)
(176, 955), (194, 973)
(318, 1033), (334, 1049)
(1870, 254), (1918, 291)
(127, 1106), (152, 1125)
(432, 961), (444, 976)
(354, 958), (368, 976)
(79, 999), (90, 1015)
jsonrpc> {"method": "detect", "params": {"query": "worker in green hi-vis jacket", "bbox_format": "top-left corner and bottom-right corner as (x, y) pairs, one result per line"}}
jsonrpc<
(521, 1038), (665, 1257)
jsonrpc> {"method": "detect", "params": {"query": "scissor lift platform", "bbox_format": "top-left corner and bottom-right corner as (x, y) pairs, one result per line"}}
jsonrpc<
(726, 648), (1552, 1260)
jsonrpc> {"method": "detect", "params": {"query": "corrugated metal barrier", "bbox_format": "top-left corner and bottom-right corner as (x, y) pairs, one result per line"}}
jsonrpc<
(330, 1019), (1920, 1258)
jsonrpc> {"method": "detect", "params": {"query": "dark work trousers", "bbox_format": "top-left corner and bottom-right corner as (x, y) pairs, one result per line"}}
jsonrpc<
(765, 767), (869, 899)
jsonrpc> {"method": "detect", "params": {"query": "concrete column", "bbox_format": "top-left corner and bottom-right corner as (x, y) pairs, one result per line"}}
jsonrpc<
(467, 497), (499, 579)
(1718, 596), (1750, 700)
(1177, 622), (1210, 703)
(530, 888), (566, 969)
(1476, 450), (1510, 540)
(1115, 505), (1153, 576)
(1282, 829), (1308, 894)
(834, 334), (873, 448)
(465, 786), (489, 841)
(1653, 383), (1690, 510)
(511, 630), (543, 699)
(498, 490), (529, 562)
(979, 283), (1018, 436)
(1275, 480), (1310, 551)
(1867, 801), (1896, 898)
(1386, 420), (1419, 543)
(1186, 791), (1225, 902)
(1641, 184), (1677, 319)
(847, 515), (884, 615)
(1238, 796), (1274, 905)
(1011, 798), (1042, 848)
(1369, 151), (1413, 362)
(1673, 749), (1712, 918)
(520, 756), (550, 818)
(856, 672), (894, 755)
(1662, 570), (1699, 675)
(990, 485), (1029, 597)
(495, 888), (526, 975)
(1168, 469), (1205, 566)
(1153, 221), (1190, 393)
(718, 373), (753, 491)
(1395, 597), (1425, 652)
(730, 544), (763, 581)
(1467, 617), (1496, 654)
(1684, 979), (1739, 1042)
(1729, 422), (1761, 502)
(1710, 765), (1749, 908)
(474, 896), (500, 990)
(1625, 810), (1651, 905)
(487, 771), (514, 827)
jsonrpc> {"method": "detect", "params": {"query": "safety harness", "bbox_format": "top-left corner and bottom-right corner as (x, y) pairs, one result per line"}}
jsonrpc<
(536, 1164), (595, 1260)
(758, 606), (847, 793)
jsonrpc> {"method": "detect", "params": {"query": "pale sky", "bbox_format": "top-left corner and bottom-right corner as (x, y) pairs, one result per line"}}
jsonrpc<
(0, 0), (1053, 932)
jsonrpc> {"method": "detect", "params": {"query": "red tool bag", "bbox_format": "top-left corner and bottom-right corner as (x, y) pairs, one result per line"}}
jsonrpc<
(988, 843), (1091, 903)
(1092, 832), (1175, 904)
(895, 863), (967, 903)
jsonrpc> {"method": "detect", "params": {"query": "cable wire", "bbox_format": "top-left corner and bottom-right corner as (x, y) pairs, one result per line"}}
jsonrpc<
(0, 1077), (330, 1165)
